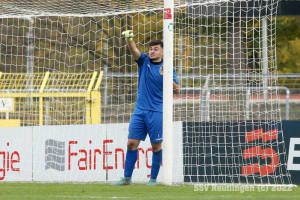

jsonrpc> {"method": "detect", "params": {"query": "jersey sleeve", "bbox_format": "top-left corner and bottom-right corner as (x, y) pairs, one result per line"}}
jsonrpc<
(173, 68), (179, 84)
(135, 52), (147, 67)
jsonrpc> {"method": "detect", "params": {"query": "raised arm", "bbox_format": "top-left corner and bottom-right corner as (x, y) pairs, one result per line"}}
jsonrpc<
(122, 30), (141, 61)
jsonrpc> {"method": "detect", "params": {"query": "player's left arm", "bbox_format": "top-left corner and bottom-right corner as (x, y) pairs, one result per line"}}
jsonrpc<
(173, 81), (180, 94)
(173, 68), (180, 94)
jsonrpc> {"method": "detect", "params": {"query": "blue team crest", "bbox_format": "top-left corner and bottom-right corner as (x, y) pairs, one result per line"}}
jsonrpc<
(159, 65), (163, 75)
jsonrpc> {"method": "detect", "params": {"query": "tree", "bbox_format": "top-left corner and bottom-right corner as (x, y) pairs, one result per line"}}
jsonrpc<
(276, 16), (300, 73)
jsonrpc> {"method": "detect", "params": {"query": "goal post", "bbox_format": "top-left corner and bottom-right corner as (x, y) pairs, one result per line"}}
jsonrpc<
(162, 0), (174, 186)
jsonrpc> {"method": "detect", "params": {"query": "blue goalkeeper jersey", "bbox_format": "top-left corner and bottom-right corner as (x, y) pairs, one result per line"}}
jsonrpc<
(135, 52), (179, 112)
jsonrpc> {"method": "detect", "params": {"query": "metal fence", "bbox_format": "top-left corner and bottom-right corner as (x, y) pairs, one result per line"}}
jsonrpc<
(101, 73), (300, 123)
(1, 72), (299, 125)
(0, 72), (103, 126)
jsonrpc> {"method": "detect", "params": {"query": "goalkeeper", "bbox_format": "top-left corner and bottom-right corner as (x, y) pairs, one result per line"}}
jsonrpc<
(111, 30), (180, 186)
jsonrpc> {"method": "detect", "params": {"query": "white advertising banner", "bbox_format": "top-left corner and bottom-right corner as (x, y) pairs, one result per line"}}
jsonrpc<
(31, 122), (183, 182)
(33, 124), (107, 182)
(0, 127), (32, 181)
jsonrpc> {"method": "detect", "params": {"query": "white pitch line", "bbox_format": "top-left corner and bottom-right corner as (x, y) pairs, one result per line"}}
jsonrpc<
(54, 196), (132, 199)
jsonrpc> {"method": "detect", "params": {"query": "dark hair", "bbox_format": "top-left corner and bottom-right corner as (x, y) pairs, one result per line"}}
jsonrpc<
(149, 40), (163, 48)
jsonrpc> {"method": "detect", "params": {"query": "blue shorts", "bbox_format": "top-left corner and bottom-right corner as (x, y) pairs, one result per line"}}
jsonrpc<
(128, 107), (163, 143)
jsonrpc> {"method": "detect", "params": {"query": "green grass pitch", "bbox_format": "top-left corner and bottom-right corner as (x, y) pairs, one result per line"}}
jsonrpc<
(0, 183), (298, 199)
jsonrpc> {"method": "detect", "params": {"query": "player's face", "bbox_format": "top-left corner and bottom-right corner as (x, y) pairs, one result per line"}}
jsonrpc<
(149, 45), (163, 62)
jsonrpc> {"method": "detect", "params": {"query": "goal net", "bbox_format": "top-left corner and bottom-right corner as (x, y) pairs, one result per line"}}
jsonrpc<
(0, 0), (292, 185)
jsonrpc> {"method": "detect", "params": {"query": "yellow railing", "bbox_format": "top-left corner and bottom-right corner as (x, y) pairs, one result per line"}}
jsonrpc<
(0, 71), (103, 126)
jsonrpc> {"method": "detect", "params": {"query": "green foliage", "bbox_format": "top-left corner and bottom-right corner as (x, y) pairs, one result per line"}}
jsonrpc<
(0, 14), (299, 75)
(276, 16), (300, 73)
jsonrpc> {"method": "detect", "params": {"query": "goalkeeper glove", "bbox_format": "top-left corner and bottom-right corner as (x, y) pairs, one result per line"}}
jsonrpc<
(122, 30), (133, 42)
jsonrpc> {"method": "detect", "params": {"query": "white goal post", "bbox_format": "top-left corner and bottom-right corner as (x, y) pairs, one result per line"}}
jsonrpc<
(0, 0), (294, 186)
(163, 0), (174, 186)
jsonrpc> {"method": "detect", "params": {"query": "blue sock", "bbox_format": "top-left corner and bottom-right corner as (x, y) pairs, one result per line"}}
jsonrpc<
(151, 149), (162, 179)
(124, 149), (138, 178)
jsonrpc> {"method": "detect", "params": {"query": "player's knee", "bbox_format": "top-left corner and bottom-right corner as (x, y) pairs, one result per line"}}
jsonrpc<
(152, 147), (161, 152)
(127, 141), (138, 150)
(151, 143), (162, 152)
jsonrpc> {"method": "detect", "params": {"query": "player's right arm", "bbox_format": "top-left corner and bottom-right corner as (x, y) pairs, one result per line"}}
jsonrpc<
(127, 40), (141, 61)
(122, 30), (141, 61)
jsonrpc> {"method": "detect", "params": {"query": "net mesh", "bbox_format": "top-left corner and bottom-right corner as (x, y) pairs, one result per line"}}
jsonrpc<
(0, 0), (292, 185)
